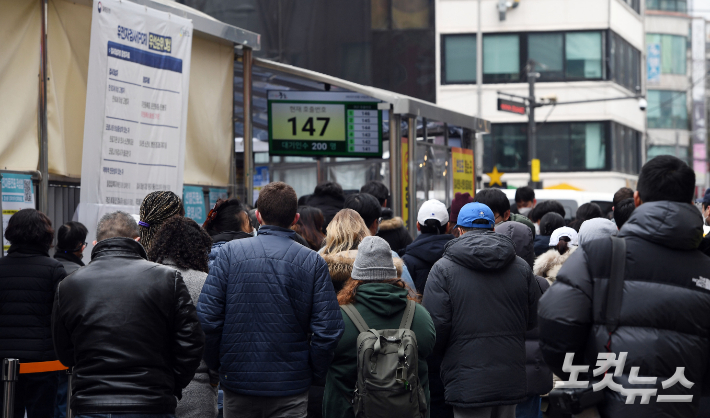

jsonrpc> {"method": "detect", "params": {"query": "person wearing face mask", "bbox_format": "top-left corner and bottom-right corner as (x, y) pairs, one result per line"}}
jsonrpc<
(514, 186), (536, 216)
(475, 189), (536, 241)
(53, 221), (88, 275)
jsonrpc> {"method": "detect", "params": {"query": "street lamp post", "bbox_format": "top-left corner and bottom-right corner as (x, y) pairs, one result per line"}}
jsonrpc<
(527, 64), (541, 188)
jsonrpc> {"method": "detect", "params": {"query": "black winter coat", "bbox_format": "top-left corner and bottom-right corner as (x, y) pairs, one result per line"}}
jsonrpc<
(423, 231), (540, 408)
(538, 201), (710, 418)
(54, 251), (85, 275)
(52, 238), (205, 415)
(495, 221), (553, 397)
(401, 233), (454, 294)
(525, 276), (552, 396)
(0, 244), (66, 363)
(533, 235), (551, 256)
(377, 208), (412, 253)
(307, 194), (344, 229)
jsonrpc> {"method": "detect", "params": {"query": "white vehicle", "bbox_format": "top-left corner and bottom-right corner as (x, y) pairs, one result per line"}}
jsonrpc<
(497, 189), (614, 220)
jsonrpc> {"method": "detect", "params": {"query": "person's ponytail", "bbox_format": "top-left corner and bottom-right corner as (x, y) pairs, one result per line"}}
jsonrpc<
(557, 237), (570, 254)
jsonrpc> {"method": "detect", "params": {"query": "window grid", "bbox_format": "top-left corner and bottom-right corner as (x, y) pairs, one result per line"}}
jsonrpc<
(442, 30), (637, 92)
(482, 121), (641, 174)
(441, 34), (477, 84)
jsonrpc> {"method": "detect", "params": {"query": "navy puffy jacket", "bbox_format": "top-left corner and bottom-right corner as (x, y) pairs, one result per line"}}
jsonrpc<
(197, 225), (344, 397)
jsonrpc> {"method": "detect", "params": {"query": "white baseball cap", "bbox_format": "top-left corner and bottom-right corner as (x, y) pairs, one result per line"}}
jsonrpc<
(417, 199), (449, 225)
(549, 226), (579, 246)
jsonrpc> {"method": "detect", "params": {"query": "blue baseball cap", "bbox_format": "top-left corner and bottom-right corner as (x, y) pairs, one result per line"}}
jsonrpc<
(697, 188), (710, 206)
(455, 202), (495, 229)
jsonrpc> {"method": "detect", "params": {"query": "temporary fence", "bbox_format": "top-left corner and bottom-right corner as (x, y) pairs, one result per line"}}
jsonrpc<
(2, 358), (71, 418)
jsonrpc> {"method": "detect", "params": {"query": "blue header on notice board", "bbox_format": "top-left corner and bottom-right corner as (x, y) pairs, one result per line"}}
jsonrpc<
(108, 41), (182, 73)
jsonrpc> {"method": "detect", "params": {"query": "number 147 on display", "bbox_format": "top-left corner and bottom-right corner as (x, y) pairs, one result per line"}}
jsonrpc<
(287, 117), (330, 136)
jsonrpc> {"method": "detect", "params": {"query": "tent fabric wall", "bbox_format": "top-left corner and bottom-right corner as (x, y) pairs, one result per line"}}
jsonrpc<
(183, 36), (234, 186)
(47, 0), (91, 178)
(1, 0), (234, 187)
(0, 0), (40, 171)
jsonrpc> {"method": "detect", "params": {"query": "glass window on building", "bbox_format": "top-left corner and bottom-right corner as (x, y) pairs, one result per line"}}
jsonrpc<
(483, 122), (611, 172)
(570, 122), (606, 170)
(442, 35), (477, 84)
(483, 34), (521, 82)
(529, 33), (564, 81)
(646, 0), (687, 12)
(647, 90), (688, 129)
(483, 124), (528, 172)
(612, 33), (641, 92)
(646, 34), (686, 75)
(612, 123), (641, 174)
(647, 145), (689, 163)
(620, 0), (641, 13)
(565, 32), (603, 79)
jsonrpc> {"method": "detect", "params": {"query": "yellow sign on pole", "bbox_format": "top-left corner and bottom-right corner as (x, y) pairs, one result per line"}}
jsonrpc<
(531, 158), (540, 182)
(452, 147), (474, 195)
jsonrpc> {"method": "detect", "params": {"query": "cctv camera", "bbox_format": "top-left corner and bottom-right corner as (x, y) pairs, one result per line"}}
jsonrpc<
(638, 98), (647, 111)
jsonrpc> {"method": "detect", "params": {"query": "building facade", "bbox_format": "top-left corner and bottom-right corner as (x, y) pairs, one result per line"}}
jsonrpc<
(645, 0), (692, 165)
(437, 0), (647, 192)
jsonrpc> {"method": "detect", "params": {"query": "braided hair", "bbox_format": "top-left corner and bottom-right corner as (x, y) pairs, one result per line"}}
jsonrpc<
(139, 191), (185, 252)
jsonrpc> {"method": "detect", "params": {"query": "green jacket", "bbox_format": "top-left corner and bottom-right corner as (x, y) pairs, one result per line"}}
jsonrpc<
(322, 283), (436, 418)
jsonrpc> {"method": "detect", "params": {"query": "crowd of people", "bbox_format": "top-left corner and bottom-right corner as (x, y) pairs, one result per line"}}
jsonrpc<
(1, 155), (710, 418)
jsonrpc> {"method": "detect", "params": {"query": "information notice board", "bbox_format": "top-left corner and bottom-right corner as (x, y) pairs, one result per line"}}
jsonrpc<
(2, 174), (35, 255)
(452, 147), (474, 196)
(267, 91), (383, 157)
(78, 0), (193, 246)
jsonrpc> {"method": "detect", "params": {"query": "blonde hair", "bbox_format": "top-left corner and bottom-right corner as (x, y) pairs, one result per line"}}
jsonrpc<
(322, 209), (370, 255)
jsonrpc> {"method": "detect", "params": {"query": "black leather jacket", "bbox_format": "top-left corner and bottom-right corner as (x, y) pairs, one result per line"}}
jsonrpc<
(52, 238), (204, 415)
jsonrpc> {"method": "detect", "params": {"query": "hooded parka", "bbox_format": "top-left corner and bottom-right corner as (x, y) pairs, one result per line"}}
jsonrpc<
(401, 233), (454, 294)
(322, 283), (436, 418)
(422, 230), (540, 409)
(538, 201), (710, 418)
(495, 222), (553, 397)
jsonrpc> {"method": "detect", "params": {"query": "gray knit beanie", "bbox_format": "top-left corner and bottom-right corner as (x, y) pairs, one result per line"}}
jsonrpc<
(351, 236), (397, 281)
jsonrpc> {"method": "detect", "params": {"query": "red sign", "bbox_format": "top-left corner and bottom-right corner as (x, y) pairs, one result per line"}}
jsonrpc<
(497, 98), (527, 115)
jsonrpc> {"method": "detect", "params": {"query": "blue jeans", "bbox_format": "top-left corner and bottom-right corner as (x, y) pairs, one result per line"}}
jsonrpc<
(76, 415), (174, 418)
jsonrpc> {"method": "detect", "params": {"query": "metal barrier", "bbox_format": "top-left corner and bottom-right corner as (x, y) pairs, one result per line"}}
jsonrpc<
(1, 359), (70, 418)
(2, 359), (18, 418)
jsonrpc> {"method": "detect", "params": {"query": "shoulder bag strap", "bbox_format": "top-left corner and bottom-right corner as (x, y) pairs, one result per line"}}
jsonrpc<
(605, 236), (627, 335)
(398, 300), (416, 330)
(342, 304), (370, 333)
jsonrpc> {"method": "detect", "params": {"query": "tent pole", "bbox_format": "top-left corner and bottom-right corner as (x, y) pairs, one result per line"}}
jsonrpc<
(38, 0), (49, 214)
(243, 47), (254, 206)
(407, 117), (417, 238)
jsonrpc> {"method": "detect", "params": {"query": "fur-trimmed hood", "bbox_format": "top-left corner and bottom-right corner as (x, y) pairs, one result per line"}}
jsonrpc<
(533, 246), (577, 284)
(320, 249), (403, 285)
(378, 216), (405, 232)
